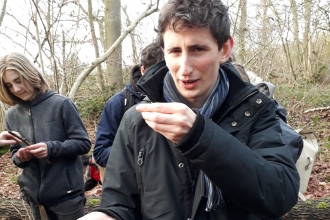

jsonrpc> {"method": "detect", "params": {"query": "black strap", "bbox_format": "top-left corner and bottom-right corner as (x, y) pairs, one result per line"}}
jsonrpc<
(122, 88), (135, 114)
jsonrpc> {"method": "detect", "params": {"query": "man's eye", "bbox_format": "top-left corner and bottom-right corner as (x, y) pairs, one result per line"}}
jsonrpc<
(194, 47), (204, 52)
(169, 50), (180, 53)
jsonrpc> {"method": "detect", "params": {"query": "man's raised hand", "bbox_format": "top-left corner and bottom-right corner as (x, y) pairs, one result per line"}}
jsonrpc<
(136, 102), (196, 144)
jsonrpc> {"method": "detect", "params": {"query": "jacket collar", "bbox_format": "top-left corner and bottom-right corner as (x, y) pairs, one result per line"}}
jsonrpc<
(212, 62), (258, 122)
(19, 90), (56, 106)
(129, 64), (144, 94)
(137, 60), (258, 113)
(137, 60), (168, 102)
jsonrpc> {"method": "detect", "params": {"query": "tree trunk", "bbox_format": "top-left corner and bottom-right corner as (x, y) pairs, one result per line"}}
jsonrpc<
(87, 0), (105, 92)
(0, 197), (329, 219)
(318, 39), (330, 82)
(260, 0), (268, 48)
(59, 30), (67, 96)
(303, 0), (312, 79)
(0, 198), (33, 220)
(68, 1), (159, 100)
(290, 0), (301, 73)
(237, 0), (247, 63)
(123, 6), (139, 66)
(32, 0), (46, 77)
(282, 197), (330, 220)
(104, 0), (123, 90)
(0, 0), (7, 26)
(269, 0), (297, 83)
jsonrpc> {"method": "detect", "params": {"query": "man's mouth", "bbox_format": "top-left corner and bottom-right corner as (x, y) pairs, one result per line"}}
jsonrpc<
(183, 80), (196, 85)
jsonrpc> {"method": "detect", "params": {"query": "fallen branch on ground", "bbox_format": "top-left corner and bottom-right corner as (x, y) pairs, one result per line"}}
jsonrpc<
(304, 106), (330, 113)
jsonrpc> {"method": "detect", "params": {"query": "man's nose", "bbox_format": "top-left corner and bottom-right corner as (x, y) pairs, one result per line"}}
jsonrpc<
(178, 53), (193, 76)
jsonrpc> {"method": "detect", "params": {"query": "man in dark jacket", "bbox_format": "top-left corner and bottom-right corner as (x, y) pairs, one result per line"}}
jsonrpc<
(93, 41), (164, 182)
(81, 0), (299, 219)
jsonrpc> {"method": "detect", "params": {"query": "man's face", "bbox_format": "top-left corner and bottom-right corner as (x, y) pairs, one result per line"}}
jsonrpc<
(163, 25), (232, 108)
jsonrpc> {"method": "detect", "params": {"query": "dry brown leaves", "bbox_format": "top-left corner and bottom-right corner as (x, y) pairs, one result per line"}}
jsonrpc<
(305, 159), (330, 199)
(0, 152), (21, 199)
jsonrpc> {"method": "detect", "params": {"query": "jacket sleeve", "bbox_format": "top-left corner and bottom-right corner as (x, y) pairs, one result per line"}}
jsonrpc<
(46, 98), (91, 157)
(93, 92), (124, 167)
(92, 108), (142, 220)
(177, 101), (299, 219)
(6, 122), (29, 168)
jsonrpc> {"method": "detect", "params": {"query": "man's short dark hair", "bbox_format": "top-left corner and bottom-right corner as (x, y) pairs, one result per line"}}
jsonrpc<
(140, 41), (164, 70)
(156, 0), (231, 50)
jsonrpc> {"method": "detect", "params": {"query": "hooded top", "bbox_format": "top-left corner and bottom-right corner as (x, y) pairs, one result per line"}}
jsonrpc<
(7, 90), (91, 205)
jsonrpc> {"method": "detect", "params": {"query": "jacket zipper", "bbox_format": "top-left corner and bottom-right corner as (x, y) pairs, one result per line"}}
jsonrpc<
(29, 104), (42, 203)
(137, 150), (145, 214)
(217, 90), (258, 123)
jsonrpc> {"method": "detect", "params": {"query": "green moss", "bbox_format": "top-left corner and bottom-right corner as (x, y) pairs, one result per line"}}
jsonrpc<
(87, 198), (100, 206)
(10, 175), (18, 182)
(305, 200), (312, 205)
(316, 202), (328, 209)
(0, 145), (10, 158)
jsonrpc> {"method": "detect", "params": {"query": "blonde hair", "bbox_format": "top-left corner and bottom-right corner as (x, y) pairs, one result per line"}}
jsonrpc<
(0, 52), (50, 106)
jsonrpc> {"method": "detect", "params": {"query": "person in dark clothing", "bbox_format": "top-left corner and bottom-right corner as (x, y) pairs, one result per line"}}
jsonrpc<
(93, 41), (164, 182)
(80, 0), (299, 219)
(0, 52), (91, 220)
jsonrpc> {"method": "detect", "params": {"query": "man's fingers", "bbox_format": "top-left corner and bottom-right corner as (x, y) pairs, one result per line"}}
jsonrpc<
(136, 102), (184, 114)
(140, 111), (177, 125)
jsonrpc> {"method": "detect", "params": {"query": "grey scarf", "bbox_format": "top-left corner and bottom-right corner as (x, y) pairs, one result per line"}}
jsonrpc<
(163, 68), (229, 211)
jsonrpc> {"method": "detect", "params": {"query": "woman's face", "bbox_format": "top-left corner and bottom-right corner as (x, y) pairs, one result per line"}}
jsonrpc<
(2, 69), (36, 101)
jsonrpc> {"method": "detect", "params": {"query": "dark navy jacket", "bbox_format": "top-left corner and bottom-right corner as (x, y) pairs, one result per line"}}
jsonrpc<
(93, 65), (144, 167)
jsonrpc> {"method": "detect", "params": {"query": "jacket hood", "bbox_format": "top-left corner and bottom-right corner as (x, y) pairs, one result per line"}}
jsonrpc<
(19, 90), (57, 106)
(136, 60), (168, 102)
(129, 64), (144, 94)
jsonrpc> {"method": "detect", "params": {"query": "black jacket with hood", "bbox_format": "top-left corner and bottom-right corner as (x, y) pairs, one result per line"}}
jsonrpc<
(7, 90), (91, 206)
(95, 61), (299, 219)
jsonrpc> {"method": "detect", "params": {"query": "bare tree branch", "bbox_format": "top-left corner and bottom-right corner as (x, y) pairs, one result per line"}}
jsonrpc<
(68, 0), (160, 99)
(0, 0), (7, 26)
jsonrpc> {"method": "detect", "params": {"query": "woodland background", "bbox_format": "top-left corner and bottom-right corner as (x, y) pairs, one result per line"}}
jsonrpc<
(0, 0), (330, 219)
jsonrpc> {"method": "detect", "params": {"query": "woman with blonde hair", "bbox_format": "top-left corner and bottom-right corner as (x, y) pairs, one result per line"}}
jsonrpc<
(0, 52), (91, 220)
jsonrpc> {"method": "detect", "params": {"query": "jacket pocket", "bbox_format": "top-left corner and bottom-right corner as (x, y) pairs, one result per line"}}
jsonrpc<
(66, 168), (74, 194)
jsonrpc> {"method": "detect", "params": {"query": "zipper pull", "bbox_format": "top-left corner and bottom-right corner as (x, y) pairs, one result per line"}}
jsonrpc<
(137, 151), (144, 166)
(28, 108), (31, 116)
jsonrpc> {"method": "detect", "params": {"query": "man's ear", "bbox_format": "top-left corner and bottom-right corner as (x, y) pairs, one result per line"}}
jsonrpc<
(219, 37), (234, 64)
(140, 66), (145, 75)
